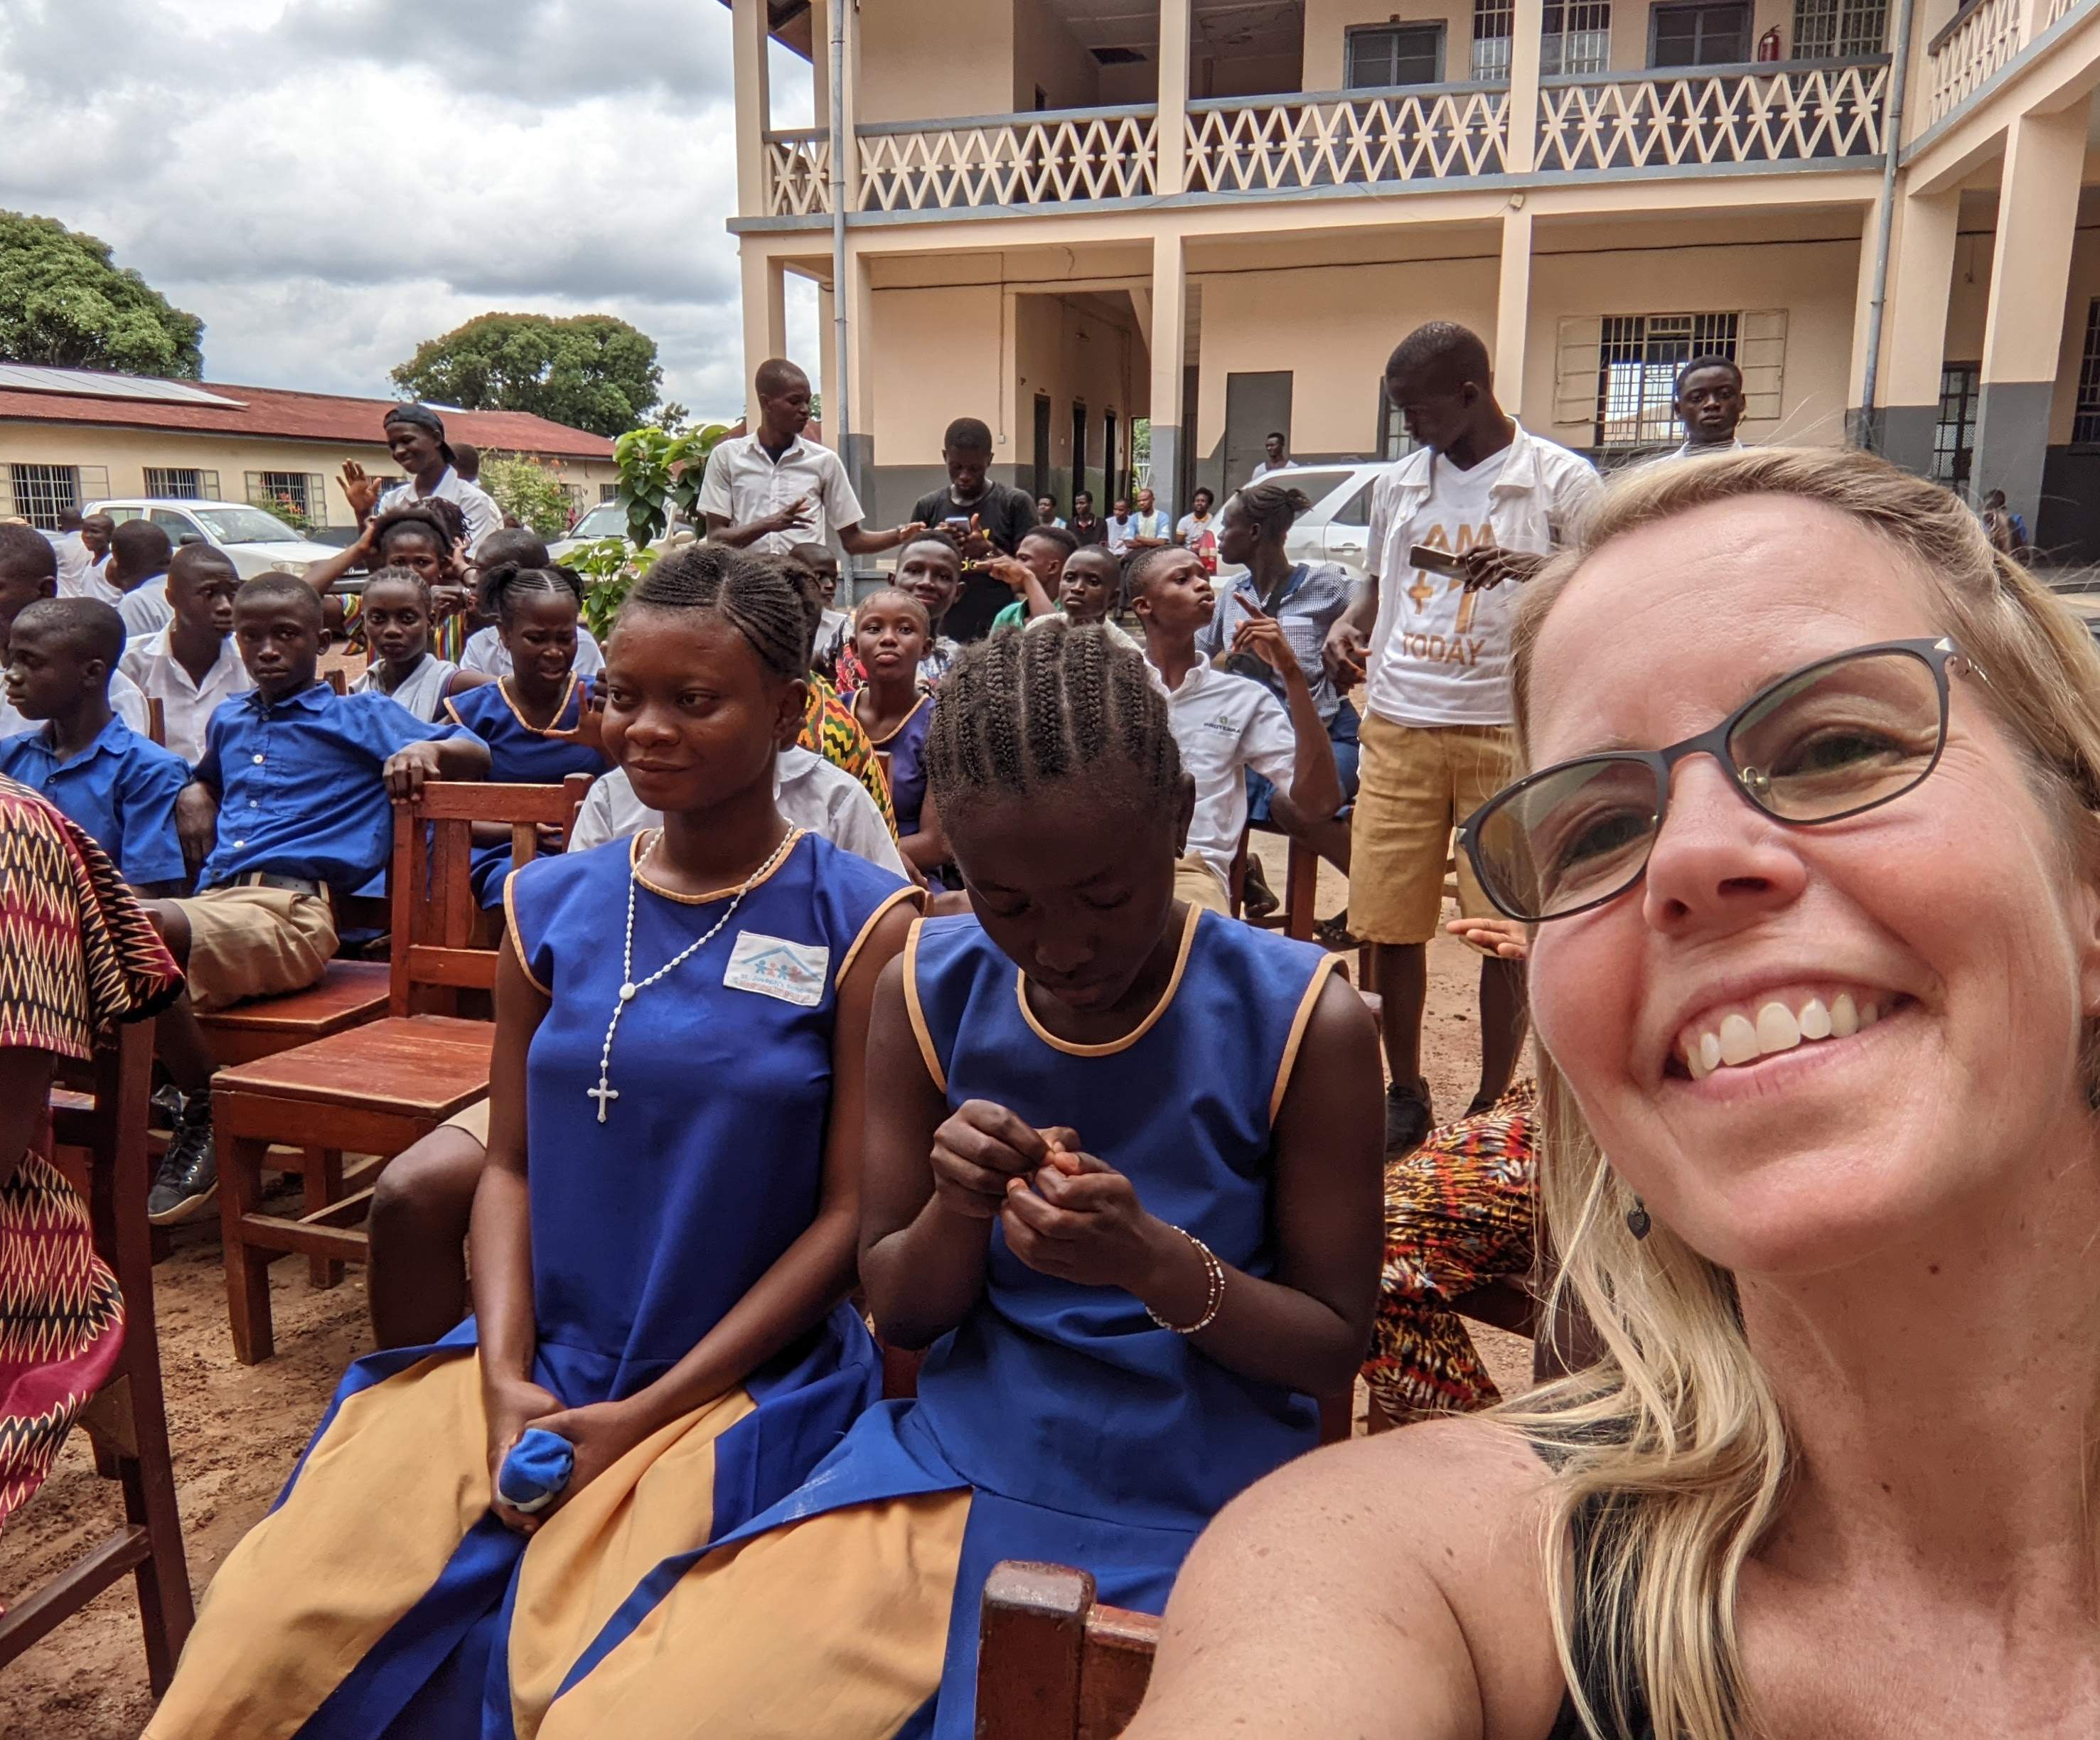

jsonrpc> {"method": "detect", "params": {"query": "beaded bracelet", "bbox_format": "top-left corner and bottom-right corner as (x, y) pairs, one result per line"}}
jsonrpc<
(1145, 1225), (1226, 1335)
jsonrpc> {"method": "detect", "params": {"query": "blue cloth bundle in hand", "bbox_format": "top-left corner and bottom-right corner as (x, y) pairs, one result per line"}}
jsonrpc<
(497, 1428), (575, 1514)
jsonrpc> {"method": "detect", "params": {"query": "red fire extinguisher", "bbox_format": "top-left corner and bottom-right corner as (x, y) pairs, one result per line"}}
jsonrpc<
(1757, 26), (1783, 58)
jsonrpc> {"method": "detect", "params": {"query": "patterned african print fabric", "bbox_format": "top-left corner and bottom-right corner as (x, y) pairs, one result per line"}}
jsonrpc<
(802, 673), (897, 834)
(1364, 1080), (1538, 1424)
(0, 775), (183, 1538)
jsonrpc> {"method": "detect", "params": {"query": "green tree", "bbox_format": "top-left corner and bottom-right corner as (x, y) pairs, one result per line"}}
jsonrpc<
(0, 210), (204, 377)
(478, 451), (575, 536)
(391, 313), (663, 438)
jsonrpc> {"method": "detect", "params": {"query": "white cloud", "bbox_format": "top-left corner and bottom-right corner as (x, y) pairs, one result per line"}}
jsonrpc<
(0, 0), (819, 421)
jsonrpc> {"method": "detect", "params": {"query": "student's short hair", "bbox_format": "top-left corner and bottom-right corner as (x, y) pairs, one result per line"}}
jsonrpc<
(476, 526), (549, 570)
(14, 596), (124, 669)
(451, 441), (481, 481)
(1191, 487), (1214, 507)
(1121, 544), (1184, 603)
(623, 542), (809, 682)
(943, 417), (994, 454)
(1233, 481), (1314, 544)
(169, 542), (240, 589)
(373, 500), (464, 557)
(754, 358), (808, 398)
(1266, 430), (1287, 443)
(1017, 523), (1078, 562)
(924, 619), (1182, 818)
(360, 564), (432, 608)
(56, 507), (85, 531)
(1073, 490), (1093, 505)
(237, 571), (324, 624)
(0, 522), (58, 583)
(1673, 353), (1743, 397)
(480, 563), (584, 628)
(786, 541), (837, 573)
(1385, 321), (1492, 395)
(899, 528), (963, 566)
(111, 518), (173, 578)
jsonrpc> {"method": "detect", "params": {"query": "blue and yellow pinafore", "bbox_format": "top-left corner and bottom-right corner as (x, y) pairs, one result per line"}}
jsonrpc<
(146, 830), (915, 1740)
(444, 676), (609, 908)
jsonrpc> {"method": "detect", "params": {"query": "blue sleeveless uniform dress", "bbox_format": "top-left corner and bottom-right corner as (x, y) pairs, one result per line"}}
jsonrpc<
(145, 832), (915, 1740)
(539, 904), (1341, 1740)
(445, 676), (609, 908)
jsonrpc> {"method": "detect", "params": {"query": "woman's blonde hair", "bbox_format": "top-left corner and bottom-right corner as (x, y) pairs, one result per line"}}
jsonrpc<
(1501, 446), (2100, 1739)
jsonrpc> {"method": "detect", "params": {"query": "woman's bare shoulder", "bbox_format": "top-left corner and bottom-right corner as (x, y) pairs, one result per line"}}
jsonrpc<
(1125, 1417), (1568, 1740)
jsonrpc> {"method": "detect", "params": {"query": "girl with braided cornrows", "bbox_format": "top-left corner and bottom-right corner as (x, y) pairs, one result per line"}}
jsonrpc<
(147, 543), (918, 1739)
(444, 562), (611, 908)
(348, 564), (490, 720)
(534, 619), (1383, 1740)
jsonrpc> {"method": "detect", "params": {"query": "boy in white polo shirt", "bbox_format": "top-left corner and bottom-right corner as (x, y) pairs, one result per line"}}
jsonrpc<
(119, 543), (254, 764)
(1129, 545), (1340, 913)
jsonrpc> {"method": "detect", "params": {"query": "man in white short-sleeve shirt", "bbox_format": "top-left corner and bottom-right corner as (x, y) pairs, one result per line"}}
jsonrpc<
(1324, 321), (1599, 1155)
(698, 359), (920, 559)
(1130, 544), (1340, 912)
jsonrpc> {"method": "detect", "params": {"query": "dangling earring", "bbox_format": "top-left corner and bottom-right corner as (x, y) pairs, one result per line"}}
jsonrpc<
(1626, 1198), (1652, 1240)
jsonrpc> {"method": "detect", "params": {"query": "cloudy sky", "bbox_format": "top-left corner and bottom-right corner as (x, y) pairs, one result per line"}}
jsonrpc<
(0, 0), (819, 420)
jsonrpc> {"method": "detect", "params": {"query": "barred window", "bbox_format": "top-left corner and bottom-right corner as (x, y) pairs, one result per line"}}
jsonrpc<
(1932, 364), (1981, 482)
(1346, 22), (1445, 87)
(1592, 313), (1740, 447)
(1473, 0), (1611, 82)
(6, 463), (80, 530)
(1792, 0), (1888, 56)
(2072, 302), (2100, 445)
(1472, 0), (1514, 80)
(600, 482), (619, 503)
(144, 466), (218, 500)
(245, 471), (327, 529)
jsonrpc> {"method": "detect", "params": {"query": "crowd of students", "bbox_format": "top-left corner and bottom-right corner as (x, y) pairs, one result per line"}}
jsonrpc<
(11, 311), (2082, 1739)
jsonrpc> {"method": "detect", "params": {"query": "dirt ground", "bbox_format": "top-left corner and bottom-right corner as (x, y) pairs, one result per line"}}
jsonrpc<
(4, 840), (1530, 1736)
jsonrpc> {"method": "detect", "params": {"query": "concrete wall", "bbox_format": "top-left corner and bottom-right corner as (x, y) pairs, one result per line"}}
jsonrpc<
(0, 422), (616, 530)
(1013, 0), (1101, 110)
(858, 0), (1016, 124)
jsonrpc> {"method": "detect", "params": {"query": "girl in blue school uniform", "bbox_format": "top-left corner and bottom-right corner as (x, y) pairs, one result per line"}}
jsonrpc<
(442, 562), (611, 906)
(535, 620), (1386, 1740)
(145, 545), (921, 1740)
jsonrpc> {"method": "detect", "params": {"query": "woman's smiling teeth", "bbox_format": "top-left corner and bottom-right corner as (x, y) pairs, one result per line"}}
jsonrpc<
(1680, 990), (1884, 1080)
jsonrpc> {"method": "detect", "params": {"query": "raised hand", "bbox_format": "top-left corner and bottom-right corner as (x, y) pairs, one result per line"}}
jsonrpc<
(341, 461), (382, 519)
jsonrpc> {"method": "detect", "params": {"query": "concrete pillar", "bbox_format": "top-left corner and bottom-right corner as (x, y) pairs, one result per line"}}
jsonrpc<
(1149, 230), (1188, 511)
(740, 249), (787, 433)
(731, 0), (771, 222)
(1495, 205), (1534, 418)
(817, 281), (838, 437)
(1157, 0), (1190, 196)
(1973, 107), (2084, 527)
(1505, 0), (1545, 175)
(1867, 188), (1960, 473)
(842, 244), (877, 510)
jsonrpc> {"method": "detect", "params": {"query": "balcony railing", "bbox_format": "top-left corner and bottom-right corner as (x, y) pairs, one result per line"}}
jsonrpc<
(1184, 85), (1510, 193)
(1924, 0), (2023, 122)
(763, 128), (831, 218)
(1536, 59), (1890, 171)
(855, 105), (1158, 213)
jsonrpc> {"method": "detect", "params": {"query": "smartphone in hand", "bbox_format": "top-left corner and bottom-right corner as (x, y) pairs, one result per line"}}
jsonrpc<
(1408, 543), (1467, 576)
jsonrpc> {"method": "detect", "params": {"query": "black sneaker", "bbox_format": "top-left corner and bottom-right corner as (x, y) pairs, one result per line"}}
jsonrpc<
(148, 1092), (219, 1225)
(1384, 1080), (1435, 1156)
(1241, 857), (1280, 920)
(149, 1082), (186, 1133)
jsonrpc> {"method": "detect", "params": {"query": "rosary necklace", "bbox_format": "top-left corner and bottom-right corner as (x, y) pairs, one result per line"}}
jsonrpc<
(586, 827), (801, 1122)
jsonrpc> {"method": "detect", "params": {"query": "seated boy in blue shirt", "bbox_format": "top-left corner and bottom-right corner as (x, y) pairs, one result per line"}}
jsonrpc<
(0, 597), (188, 893)
(142, 574), (491, 1225)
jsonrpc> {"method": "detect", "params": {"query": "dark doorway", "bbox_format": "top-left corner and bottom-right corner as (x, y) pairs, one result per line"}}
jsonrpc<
(1104, 411), (1120, 508)
(1224, 371), (1295, 495)
(1033, 394), (1053, 503)
(1071, 402), (1089, 507)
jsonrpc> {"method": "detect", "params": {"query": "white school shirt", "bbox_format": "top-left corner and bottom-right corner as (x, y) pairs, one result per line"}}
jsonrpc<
(0, 670), (149, 740)
(350, 655), (461, 723)
(460, 624), (606, 680)
(1105, 515), (1135, 554)
(696, 431), (865, 557)
(375, 467), (503, 552)
(566, 750), (907, 876)
(48, 530), (91, 594)
(1151, 659), (1297, 889)
(117, 575), (175, 638)
(66, 556), (121, 606)
(118, 628), (256, 766)
(1364, 423), (1600, 729)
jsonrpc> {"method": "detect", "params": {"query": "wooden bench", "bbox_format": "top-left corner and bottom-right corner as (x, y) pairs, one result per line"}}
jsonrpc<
(977, 1561), (1159, 1740)
(0, 1022), (193, 1692)
(210, 777), (590, 1363)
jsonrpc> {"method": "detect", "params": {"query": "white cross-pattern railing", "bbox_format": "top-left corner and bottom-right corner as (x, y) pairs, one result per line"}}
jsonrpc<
(1924, 0), (2023, 122)
(855, 106), (1157, 213)
(2047, 0), (2076, 27)
(1184, 85), (1510, 192)
(763, 129), (832, 218)
(1535, 59), (1890, 171)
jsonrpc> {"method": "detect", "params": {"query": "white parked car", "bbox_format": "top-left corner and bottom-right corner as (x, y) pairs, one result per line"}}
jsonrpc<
(87, 498), (338, 581)
(1208, 461), (1387, 588)
(547, 499), (694, 563)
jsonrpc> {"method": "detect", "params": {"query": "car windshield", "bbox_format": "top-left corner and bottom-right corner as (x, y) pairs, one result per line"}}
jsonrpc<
(191, 506), (309, 545)
(566, 503), (624, 540)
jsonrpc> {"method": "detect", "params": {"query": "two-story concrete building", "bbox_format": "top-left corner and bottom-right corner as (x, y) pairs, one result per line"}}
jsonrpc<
(724, 0), (2100, 557)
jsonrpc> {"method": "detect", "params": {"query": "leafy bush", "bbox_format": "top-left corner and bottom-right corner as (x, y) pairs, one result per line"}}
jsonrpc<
(478, 451), (574, 536)
(565, 536), (660, 640)
(255, 493), (312, 534)
(612, 424), (730, 549)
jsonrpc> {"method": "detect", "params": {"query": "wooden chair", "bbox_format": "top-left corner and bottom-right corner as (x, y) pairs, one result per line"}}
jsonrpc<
(0, 1022), (193, 1692)
(209, 777), (590, 1363)
(1228, 821), (1318, 944)
(976, 1562), (1158, 1740)
(143, 695), (168, 749)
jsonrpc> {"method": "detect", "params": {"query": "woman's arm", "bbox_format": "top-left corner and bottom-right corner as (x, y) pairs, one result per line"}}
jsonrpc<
(297, 522), (377, 598)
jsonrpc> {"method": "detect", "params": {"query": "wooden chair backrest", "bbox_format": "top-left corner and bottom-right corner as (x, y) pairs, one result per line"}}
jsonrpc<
(387, 775), (594, 1015)
(977, 1562), (1158, 1740)
(144, 696), (168, 749)
(325, 667), (348, 697)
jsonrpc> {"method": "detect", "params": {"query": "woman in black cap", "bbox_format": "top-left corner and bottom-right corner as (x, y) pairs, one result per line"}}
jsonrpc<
(341, 402), (503, 551)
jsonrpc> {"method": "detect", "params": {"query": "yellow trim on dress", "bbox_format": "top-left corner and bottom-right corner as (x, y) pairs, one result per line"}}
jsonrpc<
(835, 885), (924, 990)
(901, 916), (946, 1094)
(629, 828), (806, 906)
(861, 691), (931, 753)
(1267, 952), (1344, 1126)
(503, 871), (552, 997)
(1013, 900), (1202, 1059)
(495, 671), (582, 737)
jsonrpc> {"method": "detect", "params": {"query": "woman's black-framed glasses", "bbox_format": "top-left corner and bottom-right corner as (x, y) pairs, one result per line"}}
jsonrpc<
(1458, 637), (1983, 923)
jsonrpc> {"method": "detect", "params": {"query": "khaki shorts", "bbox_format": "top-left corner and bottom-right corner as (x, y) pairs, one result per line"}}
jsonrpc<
(440, 1099), (491, 1144)
(176, 886), (337, 1011)
(1174, 853), (1232, 915)
(1349, 713), (1514, 945)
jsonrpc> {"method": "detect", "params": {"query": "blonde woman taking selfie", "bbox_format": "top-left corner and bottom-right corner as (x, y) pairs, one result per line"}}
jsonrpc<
(1125, 447), (2100, 1739)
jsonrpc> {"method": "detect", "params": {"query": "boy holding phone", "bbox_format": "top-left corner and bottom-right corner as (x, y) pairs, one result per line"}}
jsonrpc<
(909, 416), (1038, 643)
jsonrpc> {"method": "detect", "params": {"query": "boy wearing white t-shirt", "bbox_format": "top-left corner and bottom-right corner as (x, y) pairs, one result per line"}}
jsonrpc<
(1324, 323), (1599, 1154)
